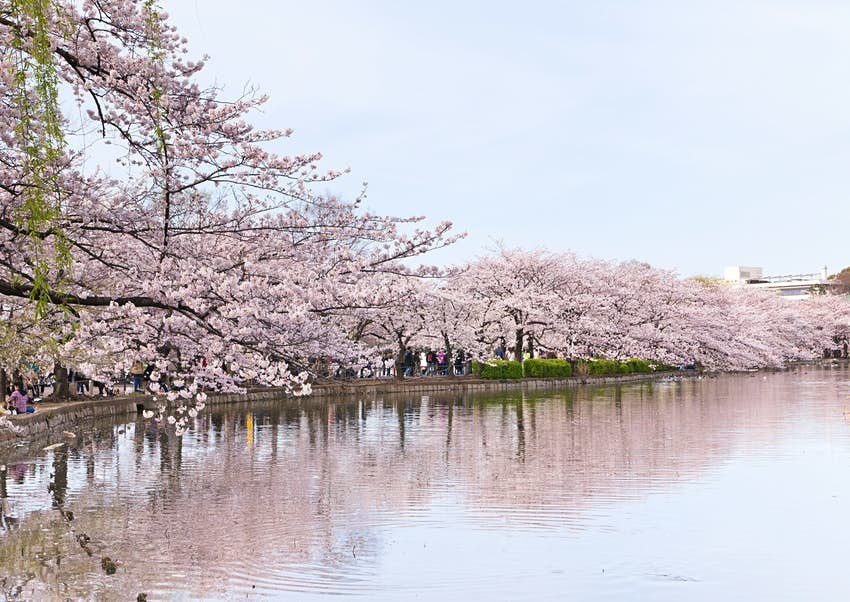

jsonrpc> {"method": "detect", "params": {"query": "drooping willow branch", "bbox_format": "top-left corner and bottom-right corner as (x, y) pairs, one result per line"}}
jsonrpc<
(9, 0), (71, 317)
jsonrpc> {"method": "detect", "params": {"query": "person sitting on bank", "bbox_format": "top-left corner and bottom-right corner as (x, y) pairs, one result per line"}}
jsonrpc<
(7, 384), (34, 414)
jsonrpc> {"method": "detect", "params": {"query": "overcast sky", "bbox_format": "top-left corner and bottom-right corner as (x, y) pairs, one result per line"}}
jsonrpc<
(163, 1), (850, 277)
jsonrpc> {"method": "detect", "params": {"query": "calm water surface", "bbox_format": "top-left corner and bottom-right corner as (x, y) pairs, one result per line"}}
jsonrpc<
(2, 365), (850, 600)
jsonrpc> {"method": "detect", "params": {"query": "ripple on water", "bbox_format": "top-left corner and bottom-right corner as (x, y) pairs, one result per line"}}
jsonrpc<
(3, 367), (850, 600)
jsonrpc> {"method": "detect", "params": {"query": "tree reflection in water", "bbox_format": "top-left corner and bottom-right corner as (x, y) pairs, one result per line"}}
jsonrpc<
(0, 367), (848, 599)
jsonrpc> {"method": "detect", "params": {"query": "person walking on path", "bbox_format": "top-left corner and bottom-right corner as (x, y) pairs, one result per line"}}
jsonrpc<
(130, 361), (145, 392)
(403, 349), (414, 377)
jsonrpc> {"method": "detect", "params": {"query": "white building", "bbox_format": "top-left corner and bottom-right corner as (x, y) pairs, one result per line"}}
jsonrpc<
(723, 266), (829, 300)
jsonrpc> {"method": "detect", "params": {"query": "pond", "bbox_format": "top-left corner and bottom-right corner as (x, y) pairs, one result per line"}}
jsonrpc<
(1, 365), (850, 600)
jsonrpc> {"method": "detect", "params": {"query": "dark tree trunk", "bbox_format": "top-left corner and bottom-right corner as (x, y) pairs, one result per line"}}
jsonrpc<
(442, 333), (453, 376)
(395, 332), (407, 381)
(513, 328), (524, 362)
(53, 365), (70, 399)
(395, 348), (406, 380)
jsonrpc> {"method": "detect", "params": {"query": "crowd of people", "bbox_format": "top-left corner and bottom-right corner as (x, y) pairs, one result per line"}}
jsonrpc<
(328, 349), (473, 380)
(1, 362), (160, 414)
(399, 349), (470, 377)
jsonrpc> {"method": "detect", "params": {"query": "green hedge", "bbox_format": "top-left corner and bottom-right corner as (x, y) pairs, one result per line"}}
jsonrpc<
(473, 357), (660, 379)
(581, 358), (654, 375)
(624, 358), (653, 373)
(473, 360), (523, 380)
(523, 358), (572, 378)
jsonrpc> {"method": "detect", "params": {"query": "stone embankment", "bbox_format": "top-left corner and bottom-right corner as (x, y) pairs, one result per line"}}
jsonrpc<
(0, 372), (680, 456)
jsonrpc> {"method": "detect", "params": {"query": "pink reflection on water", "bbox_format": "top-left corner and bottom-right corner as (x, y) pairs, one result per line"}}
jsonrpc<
(0, 366), (850, 599)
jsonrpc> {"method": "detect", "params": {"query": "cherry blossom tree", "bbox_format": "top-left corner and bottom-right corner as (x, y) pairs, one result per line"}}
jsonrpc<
(451, 246), (580, 362)
(0, 0), (459, 416)
(344, 273), (436, 379)
(448, 246), (840, 372)
(418, 278), (487, 371)
(794, 293), (850, 356)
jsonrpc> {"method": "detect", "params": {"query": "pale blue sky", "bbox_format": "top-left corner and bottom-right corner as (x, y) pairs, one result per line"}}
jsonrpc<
(164, 1), (850, 277)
